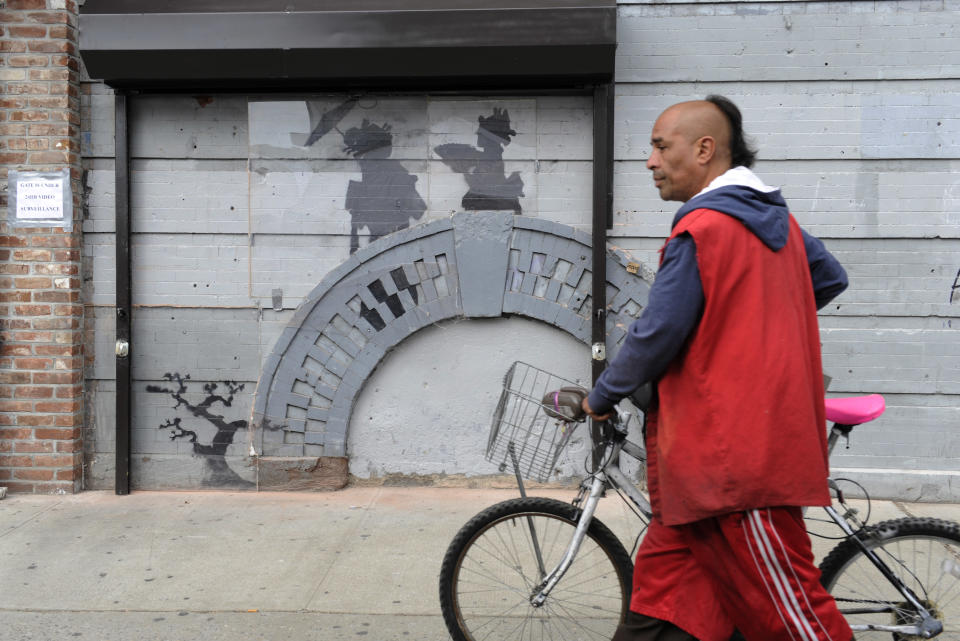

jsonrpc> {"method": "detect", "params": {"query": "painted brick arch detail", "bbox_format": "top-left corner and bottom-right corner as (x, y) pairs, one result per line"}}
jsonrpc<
(252, 212), (654, 457)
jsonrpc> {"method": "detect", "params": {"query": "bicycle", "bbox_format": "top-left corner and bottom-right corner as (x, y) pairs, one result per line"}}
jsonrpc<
(439, 361), (960, 641)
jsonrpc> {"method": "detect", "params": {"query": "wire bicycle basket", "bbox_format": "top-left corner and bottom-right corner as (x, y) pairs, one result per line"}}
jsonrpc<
(486, 361), (585, 483)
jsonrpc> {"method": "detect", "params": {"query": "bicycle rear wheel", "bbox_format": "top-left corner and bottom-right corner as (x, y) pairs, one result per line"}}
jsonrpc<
(439, 497), (633, 641)
(819, 517), (960, 639)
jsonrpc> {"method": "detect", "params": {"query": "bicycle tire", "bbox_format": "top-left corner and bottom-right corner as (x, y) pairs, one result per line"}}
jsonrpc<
(439, 497), (634, 641)
(819, 517), (960, 640)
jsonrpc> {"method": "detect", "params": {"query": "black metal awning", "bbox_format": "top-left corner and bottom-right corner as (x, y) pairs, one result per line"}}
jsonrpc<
(79, 0), (616, 90)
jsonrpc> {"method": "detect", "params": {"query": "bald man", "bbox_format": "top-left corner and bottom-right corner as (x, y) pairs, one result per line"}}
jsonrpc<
(582, 96), (851, 641)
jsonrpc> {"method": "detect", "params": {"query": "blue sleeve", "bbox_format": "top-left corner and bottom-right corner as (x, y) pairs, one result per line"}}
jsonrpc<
(587, 235), (704, 415)
(801, 229), (848, 309)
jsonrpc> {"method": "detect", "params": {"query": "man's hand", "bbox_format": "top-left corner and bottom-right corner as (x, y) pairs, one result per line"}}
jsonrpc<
(581, 396), (611, 422)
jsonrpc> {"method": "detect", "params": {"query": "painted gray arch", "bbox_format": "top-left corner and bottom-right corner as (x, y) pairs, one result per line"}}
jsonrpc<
(252, 212), (655, 457)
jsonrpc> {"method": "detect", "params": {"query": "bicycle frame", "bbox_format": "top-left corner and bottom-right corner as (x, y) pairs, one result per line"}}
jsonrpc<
(521, 410), (944, 638)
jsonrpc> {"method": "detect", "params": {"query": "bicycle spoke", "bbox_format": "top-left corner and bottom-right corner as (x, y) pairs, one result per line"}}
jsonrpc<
(444, 500), (630, 641)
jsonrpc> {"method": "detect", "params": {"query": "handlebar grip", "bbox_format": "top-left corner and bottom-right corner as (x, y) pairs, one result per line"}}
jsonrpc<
(541, 386), (588, 422)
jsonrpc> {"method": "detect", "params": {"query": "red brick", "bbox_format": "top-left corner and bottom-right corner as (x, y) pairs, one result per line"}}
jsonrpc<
(48, 25), (69, 39)
(0, 125), (29, 139)
(6, 81), (49, 95)
(1, 344), (32, 356)
(52, 249), (80, 261)
(13, 440), (54, 453)
(35, 427), (78, 440)
(14, 276), (53, 288)
(35, 400), (80, 412)
(0, 11), (26, 23)
(0, 427), (33, 439)
(0, 440), (11, 452)
(16, 414), (54, 426)
(27, 95), (70, 108)
(14, 358), (51, 370)
(8, 25), (47, 38)
(15, 386), (53, 399)
(0, 237), (33, 249)
(52, 55), (79, 71)
(12, 331), (54, 342)
(33, 291), (76, 303)
(0, 151), (28, 164)
(0, 96), (29, 108)
(27, 150), (71, 164)
(54, 415), (79, 428)
(55, 467), (77, 481)
(0, 469), (10, 481)
(53, 304), (82, 317)
(35, 344), (78, 357)
(55, 438), (80, 451)
(9, 110), (49, 122)
(33, 317), (78, 329)
(0, 251), (9, 261)
(8, 0), (48, 9)
(33, 264), (76, 275)
(28, 40), (75, 55)
(32, 371), (79, 384)
(35, 454), (73, 467)
(2, 481), (37, 493)
(52, 357), (82, 369)
(26, 11), (70, 24)
(55, 385), (81, 399)
(0, 455), (35, 467)
(0, 264), (30, 275)
(0, 371), (31, 384)
(0, 40), (28, 53)
(7, 55), (47, 68)
(29, 68), (71, 82)
(27, 123), (69, 136)
(14, 304), (52, 316)
(31, 235), (78, 248)
(14, 468), (54, 481)
(13, 249), (52, 261)
(0, 400), (33, 412)
(0, 292), (32, 303)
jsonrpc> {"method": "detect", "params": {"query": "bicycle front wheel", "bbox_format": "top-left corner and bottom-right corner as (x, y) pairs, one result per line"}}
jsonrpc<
(819, 517), (960, 639)
(439, 497), (633, 641)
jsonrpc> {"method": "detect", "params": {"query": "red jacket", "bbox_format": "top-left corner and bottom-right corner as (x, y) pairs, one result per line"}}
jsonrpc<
(648, 208), (831, 526)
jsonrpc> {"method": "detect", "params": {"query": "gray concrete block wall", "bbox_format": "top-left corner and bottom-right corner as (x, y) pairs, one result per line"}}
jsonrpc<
(79, 0), (960, 496)
(611, 0), (960, 499)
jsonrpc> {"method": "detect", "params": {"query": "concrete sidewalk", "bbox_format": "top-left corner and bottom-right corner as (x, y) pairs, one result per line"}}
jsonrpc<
(2, 487), (959, 641)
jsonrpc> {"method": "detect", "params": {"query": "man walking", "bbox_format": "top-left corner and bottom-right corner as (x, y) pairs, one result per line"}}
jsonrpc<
(582, 96), (852, 641)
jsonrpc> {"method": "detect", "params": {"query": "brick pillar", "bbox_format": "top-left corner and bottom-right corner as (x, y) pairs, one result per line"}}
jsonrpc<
(0, 0), (84, 493)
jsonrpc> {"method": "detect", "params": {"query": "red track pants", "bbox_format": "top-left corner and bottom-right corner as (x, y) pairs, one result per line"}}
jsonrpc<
(624, 506), (852, 641)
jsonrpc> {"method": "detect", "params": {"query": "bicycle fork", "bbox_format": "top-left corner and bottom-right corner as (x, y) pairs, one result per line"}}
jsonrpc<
(824, 504), (944, 638)
(528, 475), (608, 608)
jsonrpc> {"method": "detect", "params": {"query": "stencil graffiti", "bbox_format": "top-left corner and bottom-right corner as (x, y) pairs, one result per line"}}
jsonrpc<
(343, 120), (428, 253)
(302, 99), (427, 254)
(147, 373), (253, 488)
(434, 108), (524, 214)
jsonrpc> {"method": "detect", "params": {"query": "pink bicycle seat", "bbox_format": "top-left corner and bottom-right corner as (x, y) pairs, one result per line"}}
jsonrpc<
(824, 394), (886, 425)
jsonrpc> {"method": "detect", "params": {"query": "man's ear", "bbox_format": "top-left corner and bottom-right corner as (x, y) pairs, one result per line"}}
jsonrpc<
(695, 135), (717, 165)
